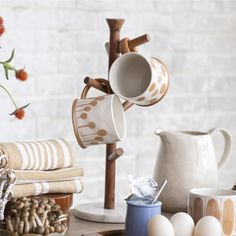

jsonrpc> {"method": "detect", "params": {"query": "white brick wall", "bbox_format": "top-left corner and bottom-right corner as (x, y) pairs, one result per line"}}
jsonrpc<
(0, 0), (236, 207)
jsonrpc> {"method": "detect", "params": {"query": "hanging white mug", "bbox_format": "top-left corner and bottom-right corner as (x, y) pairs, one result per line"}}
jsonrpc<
(72, 94), (126, 148)
(109, 52), (169, 106)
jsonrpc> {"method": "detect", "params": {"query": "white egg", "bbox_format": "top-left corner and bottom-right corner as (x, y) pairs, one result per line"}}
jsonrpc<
(148, 215), (174, 236)
(194, 216), (222, 236)
(170, 212), (195, 236)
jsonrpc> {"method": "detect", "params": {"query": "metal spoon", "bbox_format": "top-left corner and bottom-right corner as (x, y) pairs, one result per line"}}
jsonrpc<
(152, 180), (168, 204)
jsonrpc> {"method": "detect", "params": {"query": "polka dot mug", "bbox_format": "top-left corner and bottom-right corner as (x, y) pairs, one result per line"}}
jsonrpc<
(109, 52), (169, 106)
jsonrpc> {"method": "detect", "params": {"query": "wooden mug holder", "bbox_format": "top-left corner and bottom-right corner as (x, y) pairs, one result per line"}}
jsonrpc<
(74, 18), (150, 223)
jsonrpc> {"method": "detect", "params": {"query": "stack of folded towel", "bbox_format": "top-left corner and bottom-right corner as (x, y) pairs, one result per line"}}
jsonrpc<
(0, 138), (83, 198)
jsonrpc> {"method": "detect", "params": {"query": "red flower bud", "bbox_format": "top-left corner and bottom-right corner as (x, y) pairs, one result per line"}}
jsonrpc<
(0, 16), (3, 25)
(15, 69), (28, 81)
(10, 103), (30, 120)
(13, 108), (25, 120)
(0, 25), (5, 36)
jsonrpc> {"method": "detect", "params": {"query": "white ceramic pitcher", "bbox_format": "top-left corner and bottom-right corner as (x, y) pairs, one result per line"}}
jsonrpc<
(153, 128), (232, 213)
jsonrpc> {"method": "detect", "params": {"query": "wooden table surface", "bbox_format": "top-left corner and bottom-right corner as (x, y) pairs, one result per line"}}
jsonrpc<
(67, 210), (172, 236)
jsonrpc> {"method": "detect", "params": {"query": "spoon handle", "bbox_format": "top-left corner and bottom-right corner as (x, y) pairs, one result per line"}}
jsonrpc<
(152, 180), (167, 204)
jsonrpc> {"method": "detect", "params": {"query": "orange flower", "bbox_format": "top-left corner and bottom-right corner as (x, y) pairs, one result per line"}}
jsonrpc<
(0, 25), (5, 36)
(13, 108), (25, 119)
(10, 103), (30, 120)
(15, 69), (28, 81)
(0, 16), (3, 25)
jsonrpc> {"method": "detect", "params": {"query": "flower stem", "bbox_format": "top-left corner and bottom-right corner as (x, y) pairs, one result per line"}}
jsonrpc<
(0, 84), (18, 108)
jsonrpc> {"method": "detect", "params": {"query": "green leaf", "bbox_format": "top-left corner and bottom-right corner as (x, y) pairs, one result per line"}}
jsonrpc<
(21, 103), (30, 109)
(4, 65), (9, 80)
(5, 49), (15, 63)
(9, 110), (16, 115)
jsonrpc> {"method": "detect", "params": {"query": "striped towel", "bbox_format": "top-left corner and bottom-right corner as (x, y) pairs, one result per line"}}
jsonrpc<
(0, 138), (76, 170)
(12, 178), (83, 198)
(15, 166), (84, 184)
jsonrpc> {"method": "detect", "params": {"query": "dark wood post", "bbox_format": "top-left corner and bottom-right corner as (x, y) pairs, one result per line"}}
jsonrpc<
(105, 18), (124, 209)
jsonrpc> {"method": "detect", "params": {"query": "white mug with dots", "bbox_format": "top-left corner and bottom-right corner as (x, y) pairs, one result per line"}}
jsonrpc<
(109, 52), (169, 106)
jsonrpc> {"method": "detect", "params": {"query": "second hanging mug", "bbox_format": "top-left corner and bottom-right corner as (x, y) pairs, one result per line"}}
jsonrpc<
(109, 52), (169, 106)
(72, 79), (126, 148)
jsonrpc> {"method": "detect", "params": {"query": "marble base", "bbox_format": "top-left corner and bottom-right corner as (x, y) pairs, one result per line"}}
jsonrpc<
(74, 202), (127, 223)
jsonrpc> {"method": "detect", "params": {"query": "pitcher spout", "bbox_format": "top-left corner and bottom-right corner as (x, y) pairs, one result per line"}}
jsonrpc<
(154, 129), (163, 136)
(154, 130), (171, 138)
(154, 130), (174, 143)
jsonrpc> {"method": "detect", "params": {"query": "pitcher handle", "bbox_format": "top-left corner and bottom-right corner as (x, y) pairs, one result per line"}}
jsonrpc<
(208, 128), (232, 169)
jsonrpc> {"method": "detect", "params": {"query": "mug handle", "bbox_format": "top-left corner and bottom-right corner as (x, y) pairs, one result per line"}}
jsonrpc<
(208, 128), (232, 169)
(81, 78), (112, 99)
